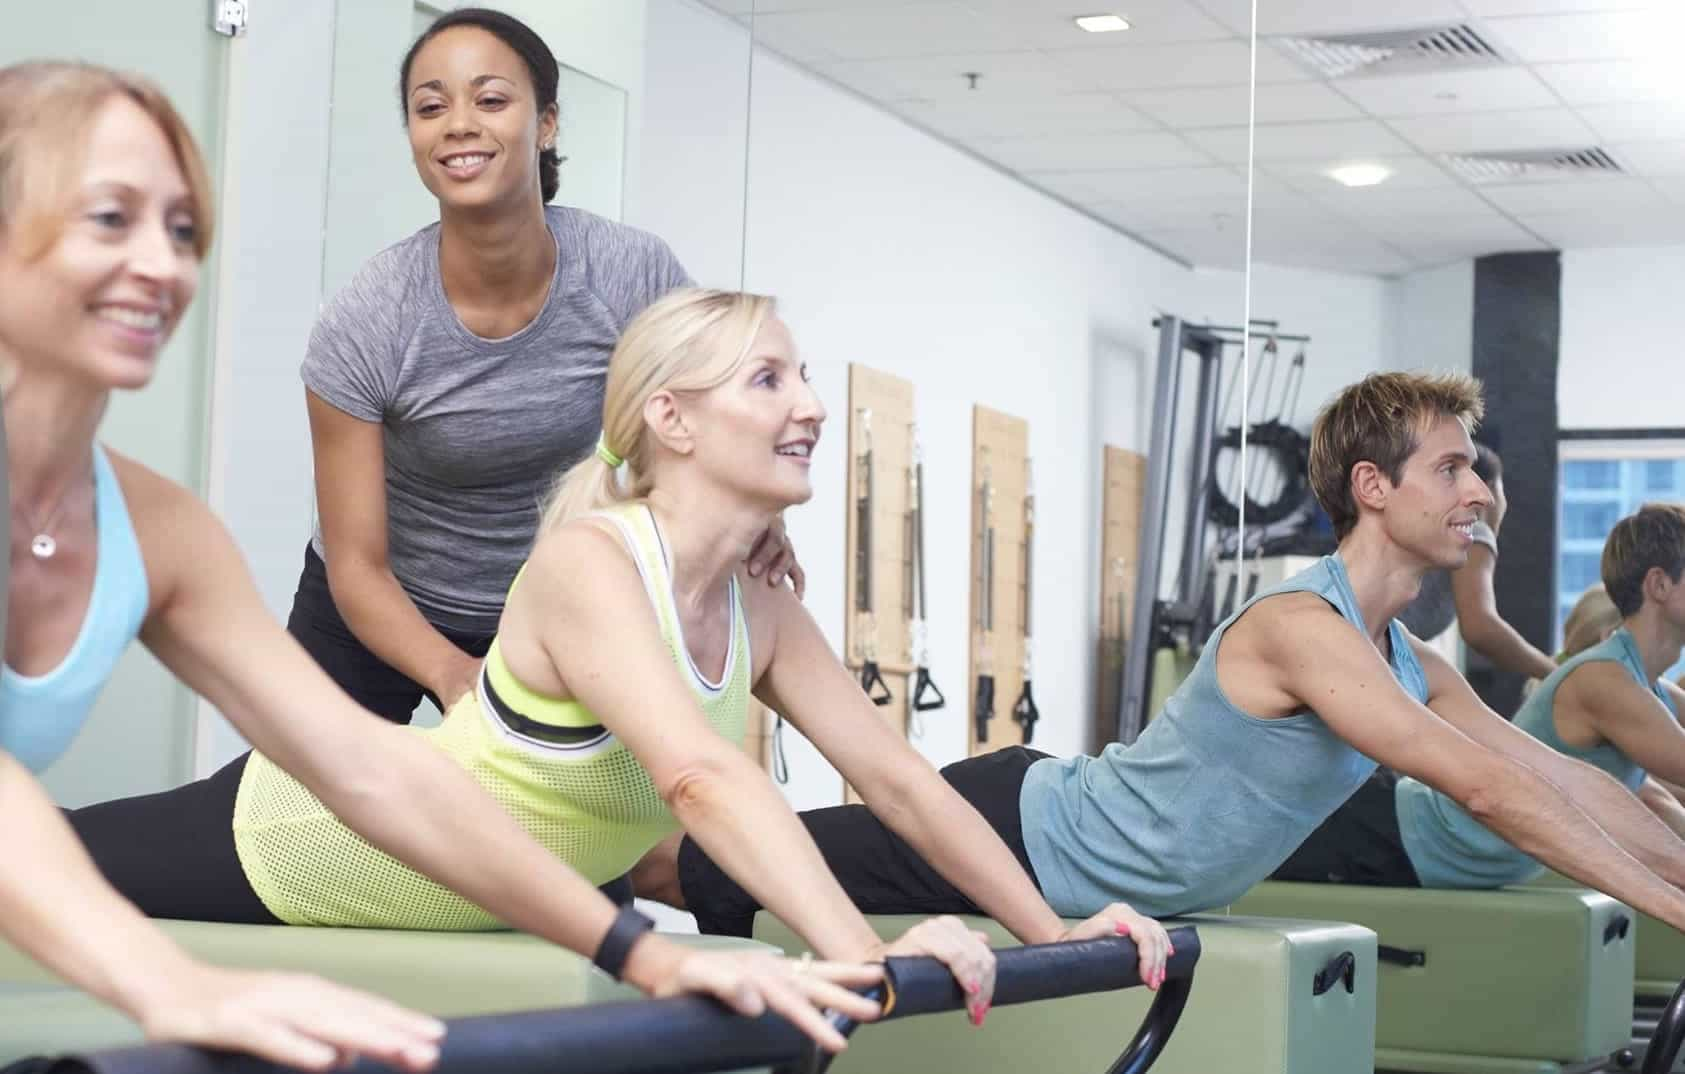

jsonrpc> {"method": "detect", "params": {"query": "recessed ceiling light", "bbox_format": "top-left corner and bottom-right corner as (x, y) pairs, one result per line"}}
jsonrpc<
(1329, 163), (1393, 188)
(1075, 14), (1131, 33)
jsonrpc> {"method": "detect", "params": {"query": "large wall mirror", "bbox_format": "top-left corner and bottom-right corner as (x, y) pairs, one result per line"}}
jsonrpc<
(1235, 1), (1685, 712)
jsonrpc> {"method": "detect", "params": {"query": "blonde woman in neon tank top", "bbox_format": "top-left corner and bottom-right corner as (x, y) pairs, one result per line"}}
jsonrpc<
(4, 61), (883, 1062)
(70, 287), (1172, 1025)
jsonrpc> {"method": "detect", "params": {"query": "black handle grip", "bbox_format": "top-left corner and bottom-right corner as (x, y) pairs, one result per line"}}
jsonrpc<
(859, 661), (893, 707)
(911, 666), (946, 712)
(1312, 951), (1356, 996)
(974, 674), (995, 743)
(1012, 680), (1040, 744)
(1605, 915), (1632, 945)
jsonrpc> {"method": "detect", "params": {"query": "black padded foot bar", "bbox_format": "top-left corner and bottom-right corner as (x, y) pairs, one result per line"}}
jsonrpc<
(40, 927), (1199, 1074)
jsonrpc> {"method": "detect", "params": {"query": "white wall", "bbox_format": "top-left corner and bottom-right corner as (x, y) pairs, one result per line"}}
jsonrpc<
(1560, 246), (1685, 430)
(1386, 261), (1474, 378)
(635, 4), (1211, 811)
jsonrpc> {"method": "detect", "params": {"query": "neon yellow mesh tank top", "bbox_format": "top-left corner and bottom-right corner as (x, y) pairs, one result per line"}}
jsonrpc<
(232, 505), (751, 928)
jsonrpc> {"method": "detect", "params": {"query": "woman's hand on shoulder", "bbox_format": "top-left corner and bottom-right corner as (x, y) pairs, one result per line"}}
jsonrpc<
(746, 514), (804, 599)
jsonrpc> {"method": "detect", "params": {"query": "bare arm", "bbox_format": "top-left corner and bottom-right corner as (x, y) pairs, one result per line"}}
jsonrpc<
(132, 471), (681, 990)
(514, 526), (883, 963)
(1450, 545), (1557, 680)
(1423, 647), (1685, 890)
(759, 589), (1061, 945)
(1640, 778), (1685, 840)
(305, 391), (479, 707)
(1259, 599), (1685, 931)
(0, 753), (442, 1070)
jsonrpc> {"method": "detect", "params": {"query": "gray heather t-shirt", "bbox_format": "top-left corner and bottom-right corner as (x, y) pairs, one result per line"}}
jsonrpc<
(302, 205), (690, 633)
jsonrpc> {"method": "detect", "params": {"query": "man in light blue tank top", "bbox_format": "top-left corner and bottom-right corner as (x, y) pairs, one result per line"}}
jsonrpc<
(1279, 503), (1685, 892)
(668, 374), (1685, 945)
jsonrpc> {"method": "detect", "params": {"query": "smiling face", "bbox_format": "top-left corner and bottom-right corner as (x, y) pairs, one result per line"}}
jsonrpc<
(0, 94), (201, 391)
(678, 315), (826, 511)
(404, 26), (556, 213)
(1379, 414), (1494, 570)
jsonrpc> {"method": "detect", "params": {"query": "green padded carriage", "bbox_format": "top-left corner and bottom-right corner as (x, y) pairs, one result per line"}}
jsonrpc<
(0, 923), (774, 1063)
(1522, 869), (1685, 1000)
(753, 911), (1378, 1074)
(1231, 881), (1636, 1073)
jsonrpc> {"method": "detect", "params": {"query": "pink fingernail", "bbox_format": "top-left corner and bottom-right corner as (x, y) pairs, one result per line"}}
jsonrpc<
(1115, 922), (1131, 936)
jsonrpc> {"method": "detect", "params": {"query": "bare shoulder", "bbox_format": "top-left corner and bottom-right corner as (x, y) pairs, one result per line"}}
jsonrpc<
(1217, 590), (1351, 716)
(732, 566), (788, 682)
(103, 448), (229, 615)
(1561, 659), (1660, 719)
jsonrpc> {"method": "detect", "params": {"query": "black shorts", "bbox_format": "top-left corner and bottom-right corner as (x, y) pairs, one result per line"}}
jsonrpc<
(678, 746), (1047, 936)
(285, 543), (494, 725)
(1271, 768), (1422, 887)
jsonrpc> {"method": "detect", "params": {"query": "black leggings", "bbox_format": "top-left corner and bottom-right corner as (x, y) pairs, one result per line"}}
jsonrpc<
(678, 746), (1047, 937)
(66, 753), (636, 922)
(1270, 769), (1422, 887)
(67, 754), (278, 923)
(285, 544), (494, 725)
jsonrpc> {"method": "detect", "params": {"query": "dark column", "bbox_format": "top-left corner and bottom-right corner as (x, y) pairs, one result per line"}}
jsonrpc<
(1469, 252), (1560, 716)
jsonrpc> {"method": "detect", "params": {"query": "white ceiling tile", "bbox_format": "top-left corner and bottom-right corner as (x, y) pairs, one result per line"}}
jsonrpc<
(1533, 61), (1684, 106)
(1049, 40), (1302, 92)
(1131, 226), (1252, 269)
(1389, 108), (1601, 155)
(1654, 178), (1685, 204)
(1027, 165), (1250, 201)
(968, 0), (1234, 49)
(1186, 119), (1414, 164)
(1346, 211), (1538, 246)
(817, 50), (1084, 100)
(1197, 0), (1467, 36)
(1308, 183), (1497, 215)
(892, 91), (1156, 139)
(722, 0), (932, 12)
(970, 130), (1212, 171)
(745, 3), (1019, 61)
(1610, 141), (1685, 175)
(1516, 208), (1685, 248)
(1328, 67), (1559, 117)
(1461, 0), (1675, 14)
(1578, 101), (1685, 142)
(1124, 81), (1362, 129)
(1482, 10), (1685, 63)
(1480, 176), (1666, 214)
(1261, 155), (1459, 192)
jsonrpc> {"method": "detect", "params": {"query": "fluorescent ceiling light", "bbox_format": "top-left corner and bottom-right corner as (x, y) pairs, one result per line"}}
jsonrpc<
(1075, 14), (1131, 33)
(1328, 163), (1393, 188)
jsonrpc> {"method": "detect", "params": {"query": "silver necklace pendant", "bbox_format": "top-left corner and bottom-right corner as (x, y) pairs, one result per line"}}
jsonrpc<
(30, 533), (56, 559)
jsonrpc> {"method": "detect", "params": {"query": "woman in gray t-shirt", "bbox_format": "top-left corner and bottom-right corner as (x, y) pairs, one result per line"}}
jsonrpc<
(290, 9), (798, 726)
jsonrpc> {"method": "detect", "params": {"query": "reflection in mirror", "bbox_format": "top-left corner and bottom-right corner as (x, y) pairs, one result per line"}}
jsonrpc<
(694, 1), (1260, 772)
(1236, 1), (1685, 716)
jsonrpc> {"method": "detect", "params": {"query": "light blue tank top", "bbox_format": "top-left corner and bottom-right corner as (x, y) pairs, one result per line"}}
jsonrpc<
(1396, 627), (1667, 888)
(1021, 554), (1427, 917)
(0, 448), (149, 772)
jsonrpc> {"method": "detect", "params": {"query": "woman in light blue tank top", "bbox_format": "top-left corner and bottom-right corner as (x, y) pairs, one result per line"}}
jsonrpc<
(0, 60), (878, 1065)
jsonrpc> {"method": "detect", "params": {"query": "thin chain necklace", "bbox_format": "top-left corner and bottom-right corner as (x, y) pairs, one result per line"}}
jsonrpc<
(14, 467), (93, 560)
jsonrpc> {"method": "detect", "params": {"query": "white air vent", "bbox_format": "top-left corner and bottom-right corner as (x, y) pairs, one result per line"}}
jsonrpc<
(1442, 148), (1625, 183)
(1276, 24), (1506, 79)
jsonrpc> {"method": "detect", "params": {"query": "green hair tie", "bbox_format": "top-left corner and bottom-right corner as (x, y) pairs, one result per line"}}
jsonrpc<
(595, 435), (623, 469)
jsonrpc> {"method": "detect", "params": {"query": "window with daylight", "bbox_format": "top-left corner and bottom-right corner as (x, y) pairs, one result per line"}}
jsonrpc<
(1557, 437), (1685, 684)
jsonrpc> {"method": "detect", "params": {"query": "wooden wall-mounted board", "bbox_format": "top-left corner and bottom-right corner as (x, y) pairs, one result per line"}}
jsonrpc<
(967, 406), (1029, 757)
(1094, 446), (1146, 752)
(845, 364), (916, 683)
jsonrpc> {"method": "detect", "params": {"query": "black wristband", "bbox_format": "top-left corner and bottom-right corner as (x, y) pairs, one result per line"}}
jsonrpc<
(593, 905), (655, 981)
